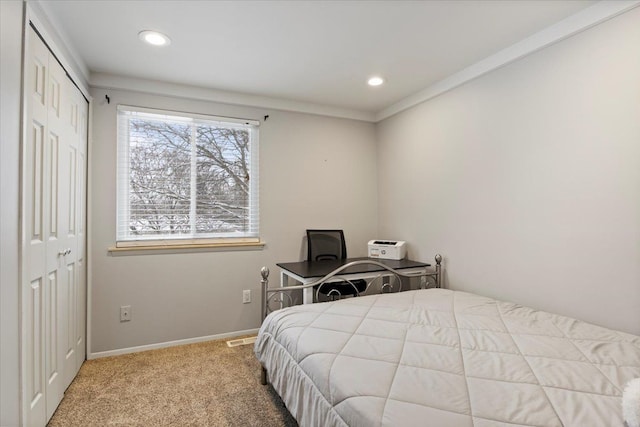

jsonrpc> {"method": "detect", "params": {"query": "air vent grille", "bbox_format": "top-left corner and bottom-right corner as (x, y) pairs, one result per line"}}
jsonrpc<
(226, 336), (257, 347)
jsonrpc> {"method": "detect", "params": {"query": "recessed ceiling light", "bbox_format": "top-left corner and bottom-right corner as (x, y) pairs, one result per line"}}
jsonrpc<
(367, 76), (384, 87)
(138, 30), (171, 46)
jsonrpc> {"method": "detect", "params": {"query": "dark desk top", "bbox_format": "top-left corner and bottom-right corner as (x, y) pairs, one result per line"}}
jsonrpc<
(276, 257), (430, 279)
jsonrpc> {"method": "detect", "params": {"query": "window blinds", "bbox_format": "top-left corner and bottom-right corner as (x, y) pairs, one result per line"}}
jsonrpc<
(116, 105), (259, 245)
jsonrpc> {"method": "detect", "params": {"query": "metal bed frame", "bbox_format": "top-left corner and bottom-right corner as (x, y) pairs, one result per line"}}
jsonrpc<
(258, 254), (443, 385)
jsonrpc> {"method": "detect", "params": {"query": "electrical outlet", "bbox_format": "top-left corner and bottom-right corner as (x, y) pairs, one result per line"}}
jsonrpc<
(242, 290), (251, 304)
(120, 305), (132, 322)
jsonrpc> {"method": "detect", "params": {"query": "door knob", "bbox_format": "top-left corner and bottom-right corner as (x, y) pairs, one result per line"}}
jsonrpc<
(58, 248), (71, 256)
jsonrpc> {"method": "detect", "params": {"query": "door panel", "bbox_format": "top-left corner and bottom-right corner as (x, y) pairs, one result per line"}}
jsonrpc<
(76, 257), (86, 369)
(64, 262), (76, 365)
(45, 271), (59, 393)
(25, 279), (44, 415)
(29, 123), (44, 247)
(48, 134), (58, 239)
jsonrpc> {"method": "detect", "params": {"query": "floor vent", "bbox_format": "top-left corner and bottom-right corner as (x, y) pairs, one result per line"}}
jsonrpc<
(226, 336), (257, 348)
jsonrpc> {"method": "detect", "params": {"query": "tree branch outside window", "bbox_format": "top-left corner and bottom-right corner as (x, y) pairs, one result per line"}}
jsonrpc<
(116, 106), (259, 244)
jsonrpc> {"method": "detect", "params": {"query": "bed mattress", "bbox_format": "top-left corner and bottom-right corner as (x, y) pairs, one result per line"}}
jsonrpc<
(255, 289), (640, 427)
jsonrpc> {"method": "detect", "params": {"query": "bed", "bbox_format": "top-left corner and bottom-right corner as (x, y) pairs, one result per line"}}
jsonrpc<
(254, 257), (640, 426)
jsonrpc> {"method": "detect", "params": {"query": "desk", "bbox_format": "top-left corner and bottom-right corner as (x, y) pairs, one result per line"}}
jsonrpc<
(277, 257), (430, 304)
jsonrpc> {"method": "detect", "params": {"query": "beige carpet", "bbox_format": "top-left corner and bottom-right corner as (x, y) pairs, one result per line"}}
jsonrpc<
(47, 336), (297, 427)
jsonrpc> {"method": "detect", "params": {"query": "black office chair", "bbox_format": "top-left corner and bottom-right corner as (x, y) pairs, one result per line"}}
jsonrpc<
(306, 229), (367, 301)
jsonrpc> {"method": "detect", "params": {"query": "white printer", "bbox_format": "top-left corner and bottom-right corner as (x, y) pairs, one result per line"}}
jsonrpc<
(367, 240), (407, 260)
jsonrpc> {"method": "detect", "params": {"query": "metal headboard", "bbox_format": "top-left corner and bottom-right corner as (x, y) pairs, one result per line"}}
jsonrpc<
(260, 254), (443, 321)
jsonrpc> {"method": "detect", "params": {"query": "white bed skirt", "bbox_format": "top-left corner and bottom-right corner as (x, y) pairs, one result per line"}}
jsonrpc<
(256, 331), (348, 426)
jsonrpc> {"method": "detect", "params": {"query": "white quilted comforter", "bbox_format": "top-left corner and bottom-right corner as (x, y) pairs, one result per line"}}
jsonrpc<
(255, 289), (640, 427)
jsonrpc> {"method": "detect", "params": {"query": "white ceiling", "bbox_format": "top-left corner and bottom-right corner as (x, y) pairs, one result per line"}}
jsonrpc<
(38, 0), (598, 117)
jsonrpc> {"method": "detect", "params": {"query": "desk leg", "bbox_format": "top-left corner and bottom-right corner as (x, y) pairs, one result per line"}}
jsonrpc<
(280, 271), (288, 309)
(302, 285), (313, 305)
(281, 271), (313, 305)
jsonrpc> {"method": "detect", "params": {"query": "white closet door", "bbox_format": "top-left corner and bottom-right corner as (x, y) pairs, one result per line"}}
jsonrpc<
(61, 75), (89, 388)
(22, 26), (88, 426)
(74, 87), (89, 373)
(57, 68), (77, 391)
(23, 26), (64, 426)
(46, 42), (71, 421)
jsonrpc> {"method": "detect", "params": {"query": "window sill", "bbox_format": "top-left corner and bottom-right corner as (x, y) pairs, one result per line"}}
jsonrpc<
(108, 241), (266, 256)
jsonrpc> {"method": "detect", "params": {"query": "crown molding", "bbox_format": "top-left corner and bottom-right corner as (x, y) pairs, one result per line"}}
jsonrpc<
(376, 0), (640, 122)
(90, 72), (376, 123)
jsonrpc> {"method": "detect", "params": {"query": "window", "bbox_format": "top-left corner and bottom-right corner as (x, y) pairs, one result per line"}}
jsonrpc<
(116, 105), (259, 246)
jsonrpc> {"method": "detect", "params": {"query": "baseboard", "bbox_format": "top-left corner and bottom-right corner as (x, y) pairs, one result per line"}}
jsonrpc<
(87, 328), (260, 360)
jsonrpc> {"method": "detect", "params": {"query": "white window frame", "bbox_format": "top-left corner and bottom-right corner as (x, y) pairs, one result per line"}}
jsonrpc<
(116, 105), (260, 248)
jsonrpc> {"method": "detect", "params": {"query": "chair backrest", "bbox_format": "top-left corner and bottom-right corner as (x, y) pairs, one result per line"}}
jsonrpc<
(306, 229), (347, 262)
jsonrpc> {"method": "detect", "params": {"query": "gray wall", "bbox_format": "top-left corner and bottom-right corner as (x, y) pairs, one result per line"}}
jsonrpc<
(89, 88), (378, 353)
(376, 8), (640, 335)
(1, 1), (23, 425)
